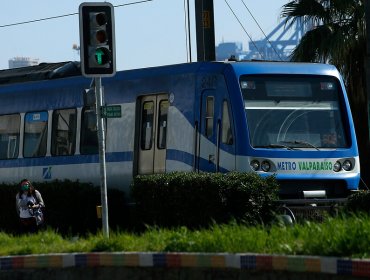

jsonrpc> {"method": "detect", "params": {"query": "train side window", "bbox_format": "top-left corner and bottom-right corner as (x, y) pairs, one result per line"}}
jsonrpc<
(141, 101), (154, 150)
(51, 109), (77, 156)
(221, 101), (233, 145)
(24, 111), (48, 158)
(157, 100), (169, 149)
(205, 96), (214, 138)
(80, 107), (98, 155)
(0, 114), (20, 159)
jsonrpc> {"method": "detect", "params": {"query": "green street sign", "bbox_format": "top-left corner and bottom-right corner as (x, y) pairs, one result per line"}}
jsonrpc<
(101, 105), (121, 118)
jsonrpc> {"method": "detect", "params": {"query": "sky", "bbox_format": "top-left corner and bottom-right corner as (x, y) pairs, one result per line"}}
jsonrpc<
(0, 0), (290, 71)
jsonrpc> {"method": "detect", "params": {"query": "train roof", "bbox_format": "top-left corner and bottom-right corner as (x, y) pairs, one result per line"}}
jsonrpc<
(0, 61), (81, 85)
(228, 60), (340, 77)
(0, 60), (341, 86)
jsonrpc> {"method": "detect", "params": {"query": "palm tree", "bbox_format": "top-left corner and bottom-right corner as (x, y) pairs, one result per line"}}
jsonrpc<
(281, 0), (369, 176)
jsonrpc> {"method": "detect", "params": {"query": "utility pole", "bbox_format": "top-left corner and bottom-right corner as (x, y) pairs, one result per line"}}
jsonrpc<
(195, 0), (216, 61)
(365, 0), (370, 141)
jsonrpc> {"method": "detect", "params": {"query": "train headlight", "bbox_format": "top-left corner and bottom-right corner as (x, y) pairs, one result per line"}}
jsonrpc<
(333, 161), (341, 172)
(342, 160), (353, 171)
(250, 160), (260, 171)
(261, 161), (271, 172)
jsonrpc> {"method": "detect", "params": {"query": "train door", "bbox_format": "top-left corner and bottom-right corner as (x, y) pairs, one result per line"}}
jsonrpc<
(137, 94), (169, 175)
(198, 90), (235, 172)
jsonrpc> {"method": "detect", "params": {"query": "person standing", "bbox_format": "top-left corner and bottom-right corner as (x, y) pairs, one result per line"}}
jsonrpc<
(15, 179), (45, 233)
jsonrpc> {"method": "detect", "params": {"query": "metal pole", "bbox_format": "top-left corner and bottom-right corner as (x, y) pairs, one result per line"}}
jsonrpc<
(195, 0), (216, 61)
(95, 77), (109, 238)
(187, 0), (192, 62)
(365, 0), (370, 141)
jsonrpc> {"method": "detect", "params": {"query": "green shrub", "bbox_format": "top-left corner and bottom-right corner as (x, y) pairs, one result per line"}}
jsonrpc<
(220, 172), (279, 225)
(131, 172), (225, 228)
(0, 183), (22, 232)
(131, 172), (279, 228)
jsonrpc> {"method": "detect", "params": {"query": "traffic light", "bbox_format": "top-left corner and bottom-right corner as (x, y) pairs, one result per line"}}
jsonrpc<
(79, 2), (116, 77)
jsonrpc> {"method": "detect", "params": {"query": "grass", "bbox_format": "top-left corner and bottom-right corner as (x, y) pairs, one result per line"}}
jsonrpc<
(2, 214), (370, 258)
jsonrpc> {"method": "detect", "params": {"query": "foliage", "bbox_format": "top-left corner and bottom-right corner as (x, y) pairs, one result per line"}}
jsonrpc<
(0, 215), (370, 258)
(281, 0), (365, 75)
(220, 172), (279, 225)
(1, 177), (370, 258)
(130, 172), (279, 228)
(131, 172), (225, 227)
(345, 190), (370, 213)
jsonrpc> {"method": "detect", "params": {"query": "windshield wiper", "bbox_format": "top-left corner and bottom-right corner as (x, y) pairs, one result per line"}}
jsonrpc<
(255, 144), (295, 150)
(281, 140), (320, 151)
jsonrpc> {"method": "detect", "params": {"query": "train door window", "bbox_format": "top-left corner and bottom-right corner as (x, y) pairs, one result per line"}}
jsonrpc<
(221, 101), (233, 145)
(24, 111), (48, 158)
(80, 107), (98, 154)
(205, 96), (214, 138)
(51, 109), (77, 156)
(141, 101), (154, 150)
(0, 114), (20, 159)
(157, 100), (169, 149)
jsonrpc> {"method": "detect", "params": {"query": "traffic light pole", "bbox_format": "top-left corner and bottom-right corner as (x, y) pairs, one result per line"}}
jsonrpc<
(79, 2), (116, 238)
(95, 77), (109, 238)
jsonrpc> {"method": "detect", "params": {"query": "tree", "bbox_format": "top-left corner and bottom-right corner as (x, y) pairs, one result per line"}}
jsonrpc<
(281, 0), (369, 185)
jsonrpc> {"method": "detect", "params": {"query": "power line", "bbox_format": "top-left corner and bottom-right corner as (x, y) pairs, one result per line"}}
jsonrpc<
(240, 0), (283, 61)
(0, 13), (75, 28)
(0, 0), (153, 29)
(224, 0), (265, 60)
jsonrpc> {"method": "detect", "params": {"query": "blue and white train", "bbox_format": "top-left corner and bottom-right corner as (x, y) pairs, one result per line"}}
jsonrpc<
(0, 60), (360, 198)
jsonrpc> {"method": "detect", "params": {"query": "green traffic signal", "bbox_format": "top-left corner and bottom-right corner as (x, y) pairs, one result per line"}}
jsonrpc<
(95, 48), (111, 65)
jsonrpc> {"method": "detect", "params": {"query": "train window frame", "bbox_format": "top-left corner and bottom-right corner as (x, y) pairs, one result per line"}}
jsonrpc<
(141, 101), (154, 151)
(221, 100), (233, 145)
(0, 114), (20, 159)
(80, 106), (99, 155)
(51, 108), (77, 156)
(23, 111), (48, 158)
(157, 100), (169, 150)
(205, 96), (214, 138)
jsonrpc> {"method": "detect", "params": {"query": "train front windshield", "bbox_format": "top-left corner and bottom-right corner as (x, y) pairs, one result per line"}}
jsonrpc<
(241, 75), (349, 149)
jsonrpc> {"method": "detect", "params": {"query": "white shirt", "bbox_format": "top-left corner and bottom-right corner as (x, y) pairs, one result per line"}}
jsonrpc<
(17, 193), (37, 219)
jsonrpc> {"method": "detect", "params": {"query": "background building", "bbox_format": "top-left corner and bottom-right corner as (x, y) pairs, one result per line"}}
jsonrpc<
(8, 57), (39, 69)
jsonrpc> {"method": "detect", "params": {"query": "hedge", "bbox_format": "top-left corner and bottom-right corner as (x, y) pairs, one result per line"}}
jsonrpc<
(345, 190), (370, 213)
(130, 172), (280, 228)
